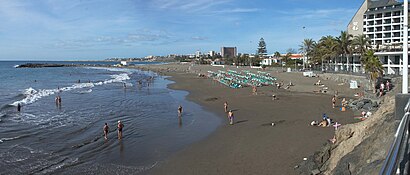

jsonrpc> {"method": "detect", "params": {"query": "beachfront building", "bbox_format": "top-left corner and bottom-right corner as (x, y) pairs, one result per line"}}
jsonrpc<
(347, 0), (410, 75)
(221, 47), (237, 58)
(260, 53), (303, 66)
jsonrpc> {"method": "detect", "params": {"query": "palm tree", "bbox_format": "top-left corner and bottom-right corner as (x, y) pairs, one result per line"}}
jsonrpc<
(316, 36), (338, 71)
(274, 51), (281, 58)
(353, 34), (371, 72)
(299, 38), (316, 69)
(336, 31), (353, 72)
(363, 50), (383, 92)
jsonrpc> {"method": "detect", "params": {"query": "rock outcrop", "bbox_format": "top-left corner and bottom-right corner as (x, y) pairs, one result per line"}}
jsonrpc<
(348, 98), (379, 111)
(297, 94), (398, 175)
(16, 63), (68, 68)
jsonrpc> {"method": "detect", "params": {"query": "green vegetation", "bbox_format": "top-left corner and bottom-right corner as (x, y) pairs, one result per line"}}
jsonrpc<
(363, 50), (383, 92)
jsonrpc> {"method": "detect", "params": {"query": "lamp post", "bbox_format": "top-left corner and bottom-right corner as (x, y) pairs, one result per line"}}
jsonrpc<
(403, 0), (408, 94)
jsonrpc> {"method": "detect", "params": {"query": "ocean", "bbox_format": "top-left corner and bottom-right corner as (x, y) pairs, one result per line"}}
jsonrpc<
(0, 61), (221, 174)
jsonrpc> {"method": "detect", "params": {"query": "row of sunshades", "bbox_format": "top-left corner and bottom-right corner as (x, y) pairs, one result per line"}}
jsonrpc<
(207, 70), (277, 89)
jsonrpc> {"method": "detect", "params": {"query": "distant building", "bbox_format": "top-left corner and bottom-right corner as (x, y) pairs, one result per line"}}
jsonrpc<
(287, 54), (303, 60)
(120, 61), (128, 66)
(208, 50), (216, 57)
(221, 47), (237, 58)
(195, 50), (202, 58)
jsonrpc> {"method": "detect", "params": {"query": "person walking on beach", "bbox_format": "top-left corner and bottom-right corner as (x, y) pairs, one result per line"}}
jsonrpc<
(332, 96), (336, 108)
(224, 102), (228, 113)
(17, 103), (21, 112)
(252, 86), (258, 95)
(103, 123), (109, 140)
(117, 120), (124, 140)
(228, 110), (234, 125)
(178, 105), (183, 117)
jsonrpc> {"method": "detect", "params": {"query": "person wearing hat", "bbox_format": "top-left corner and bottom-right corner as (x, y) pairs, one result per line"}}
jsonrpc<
(117, 120), (124, 140)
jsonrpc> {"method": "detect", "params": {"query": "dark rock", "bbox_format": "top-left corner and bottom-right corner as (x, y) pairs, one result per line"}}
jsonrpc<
(16, 63), (70, 68)
(362, 99), (372, 104)
(362, 103), (373, 111)
(311, 169), (321, 175)
(356, 101), (365, 109)
(372, 101), (379, 108)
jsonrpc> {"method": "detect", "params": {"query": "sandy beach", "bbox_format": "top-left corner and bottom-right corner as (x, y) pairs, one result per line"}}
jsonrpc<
(133, 63), (362, 174)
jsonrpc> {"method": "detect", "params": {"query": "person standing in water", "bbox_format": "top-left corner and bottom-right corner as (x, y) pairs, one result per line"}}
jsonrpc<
(55, 95), (62, 106)
(178, 105), (183, 117)
(103, 123), (109, 140)
(117, 120), (124, 140)
(17, 103), (21, 112)
(224, 101), (228, 113)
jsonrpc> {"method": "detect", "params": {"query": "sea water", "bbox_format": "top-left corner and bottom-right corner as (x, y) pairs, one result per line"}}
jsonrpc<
(0, 61), (221, 174)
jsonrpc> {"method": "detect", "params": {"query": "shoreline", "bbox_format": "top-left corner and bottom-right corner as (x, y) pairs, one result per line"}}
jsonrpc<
(12, 62), (364, 174)
(136, 63), (361, 174)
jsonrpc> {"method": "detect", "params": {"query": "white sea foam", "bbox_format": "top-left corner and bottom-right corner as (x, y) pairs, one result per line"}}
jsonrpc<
(11, 73), (130, 106)
(0, 135), (27, 143)
(78, 89), (93, 94)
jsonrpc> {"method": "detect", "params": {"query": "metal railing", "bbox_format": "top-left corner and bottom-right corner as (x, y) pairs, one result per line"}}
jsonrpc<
(380, 98), (410, 175)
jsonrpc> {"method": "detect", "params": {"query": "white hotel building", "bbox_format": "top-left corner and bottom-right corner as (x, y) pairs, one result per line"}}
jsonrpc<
(348, 0), (409, 75)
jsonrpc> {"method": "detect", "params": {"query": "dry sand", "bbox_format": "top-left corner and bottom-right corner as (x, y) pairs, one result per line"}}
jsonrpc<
(132, 63), (362, 175)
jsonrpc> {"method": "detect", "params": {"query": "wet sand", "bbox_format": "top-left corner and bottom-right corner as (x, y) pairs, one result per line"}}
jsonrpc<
(135, 63), (361, 174)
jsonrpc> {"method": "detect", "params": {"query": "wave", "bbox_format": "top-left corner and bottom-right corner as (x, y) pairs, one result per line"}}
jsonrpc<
(0, 134), (30, 143)
(10, 73), (130, 106)
(78, 89), (92, 94)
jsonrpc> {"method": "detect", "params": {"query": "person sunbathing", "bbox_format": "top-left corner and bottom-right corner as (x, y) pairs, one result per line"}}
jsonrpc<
(318, 120), (328, 127)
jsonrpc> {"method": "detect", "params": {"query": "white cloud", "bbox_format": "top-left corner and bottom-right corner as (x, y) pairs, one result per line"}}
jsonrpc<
(275, 8), (356, 20)
(191, 36), (208, 40)
(151, 0), (231, 12)
(214, 8), (260, 14)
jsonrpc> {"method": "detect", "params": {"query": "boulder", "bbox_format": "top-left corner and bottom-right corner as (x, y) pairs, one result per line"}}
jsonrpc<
(356, 101), (365, 109)
(362, 103), (373, 111)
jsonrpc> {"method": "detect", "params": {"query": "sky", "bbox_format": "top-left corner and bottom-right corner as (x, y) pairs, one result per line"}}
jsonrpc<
(0, 0), (363, 60)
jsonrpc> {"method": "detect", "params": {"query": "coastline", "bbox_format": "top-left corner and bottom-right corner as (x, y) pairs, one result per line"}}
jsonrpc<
(10, 62), (363, 174)
(135, 63), (361, 174)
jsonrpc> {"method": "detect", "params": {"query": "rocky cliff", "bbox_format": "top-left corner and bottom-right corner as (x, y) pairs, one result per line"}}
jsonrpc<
(297, 93), (398, 175)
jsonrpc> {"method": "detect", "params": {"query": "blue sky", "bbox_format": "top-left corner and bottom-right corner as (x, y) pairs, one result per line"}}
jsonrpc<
(0, 0), (363, 60)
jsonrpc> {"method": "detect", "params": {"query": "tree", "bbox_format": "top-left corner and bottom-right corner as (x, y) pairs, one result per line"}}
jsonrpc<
(315, 36), (338, 71)
(283, 52), (292, 66)
(336, 31), (353, 71)
(299, 38), (315, 69)
(257, 38), (268, 58)
(353, 34), (371, 63)
(286, 48), (297, 54)
(274, 51), (281, 58)
(363, 50), (383, 92)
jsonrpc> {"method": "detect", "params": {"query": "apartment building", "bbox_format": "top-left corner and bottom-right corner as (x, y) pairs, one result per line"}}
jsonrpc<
(348, 0), (409, 75)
